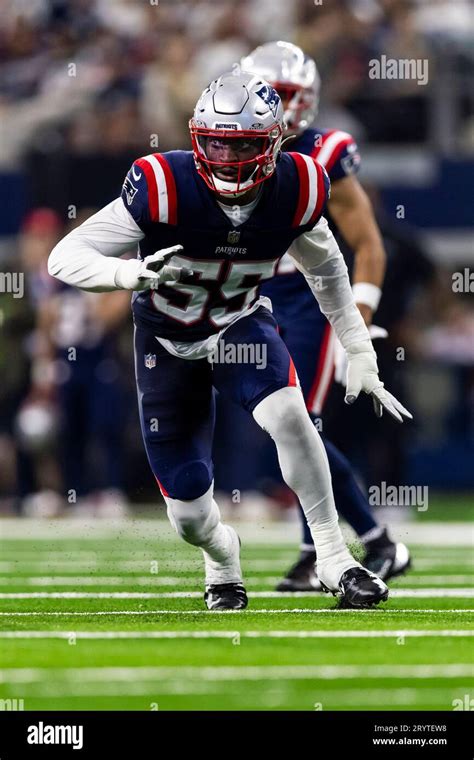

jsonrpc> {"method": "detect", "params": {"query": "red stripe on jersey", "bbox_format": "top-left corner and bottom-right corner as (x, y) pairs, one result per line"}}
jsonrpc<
(306, 323), (332, 413)
(309, 129), (337, 160)
(309, 161), (327, 226)
(155, 476), (169, 498)
(154, 153), (178, 225)
(136, 157), (159, 222)
(289, 152), (310, 227)
(318, 362), (335, 413)
(288, 355), (297, 388)
(324, 136), (353, 174)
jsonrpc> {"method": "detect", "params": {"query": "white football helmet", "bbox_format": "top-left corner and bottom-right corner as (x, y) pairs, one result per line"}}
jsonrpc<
(241, 41), (320, 133)
(189, 70), (284, 197)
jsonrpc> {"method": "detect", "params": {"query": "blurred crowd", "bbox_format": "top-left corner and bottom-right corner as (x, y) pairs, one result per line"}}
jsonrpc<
(0, 0), (472, 172)
(0, 0), (472, 515)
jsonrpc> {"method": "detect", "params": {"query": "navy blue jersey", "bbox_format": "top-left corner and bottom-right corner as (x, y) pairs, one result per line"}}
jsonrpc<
(120, 150), (329, 341)
(261, 126), (360, 284)
(291, 127), (360, 181)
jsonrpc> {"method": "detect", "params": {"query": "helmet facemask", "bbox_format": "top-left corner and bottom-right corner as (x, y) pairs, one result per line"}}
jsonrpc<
(190, 122), (283, 197)
(272, 81), (317, 134)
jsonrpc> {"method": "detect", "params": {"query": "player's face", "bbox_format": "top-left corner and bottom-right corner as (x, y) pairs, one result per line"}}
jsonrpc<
(204, 136), (263, 181)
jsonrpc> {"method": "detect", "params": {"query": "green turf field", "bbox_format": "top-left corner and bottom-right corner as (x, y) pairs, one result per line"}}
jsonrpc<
(0, 516), (472, 711)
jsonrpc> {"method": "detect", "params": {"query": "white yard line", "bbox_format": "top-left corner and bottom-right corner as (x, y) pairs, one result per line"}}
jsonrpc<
(1, 683), (470, 701)
(1, 519), (472, 546)
(0, 574), (472, 587)
(0, 588), (473, 599)
(1, 684), (468, 702)
(0, 664), (472, 683)
(0, 629), (472, 640)
(0, 576), (203, 587)
(0, 608), (472, 616)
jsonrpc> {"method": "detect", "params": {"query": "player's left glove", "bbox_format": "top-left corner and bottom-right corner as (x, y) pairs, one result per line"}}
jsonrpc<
(334, 325), (388, 385)
(344, 340), (413, 423)
(114, 245), (192, 290)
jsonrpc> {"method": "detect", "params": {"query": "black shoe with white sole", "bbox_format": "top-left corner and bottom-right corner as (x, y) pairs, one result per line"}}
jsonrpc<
(204, 583), (248, 610)
(363, 528), (412, 581)
(275, 549), (322, 592)
(321, 566), (389, 609)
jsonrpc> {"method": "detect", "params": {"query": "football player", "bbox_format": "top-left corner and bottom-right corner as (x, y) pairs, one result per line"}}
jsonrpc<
(48, 71), (411, 610)
(241, 42), (412, 590)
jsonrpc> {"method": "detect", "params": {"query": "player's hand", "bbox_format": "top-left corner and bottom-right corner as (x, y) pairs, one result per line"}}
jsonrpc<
(334, 325), (388, 385)
(344, 340), (413, 423)
(114, 245), (193, 290)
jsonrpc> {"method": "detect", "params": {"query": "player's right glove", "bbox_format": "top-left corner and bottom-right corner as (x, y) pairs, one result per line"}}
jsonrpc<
(114, 245), (192, 290)
(344, 340), (413, 424)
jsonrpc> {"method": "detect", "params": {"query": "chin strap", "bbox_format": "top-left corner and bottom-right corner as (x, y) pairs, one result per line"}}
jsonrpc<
(211, 173), (257, 198)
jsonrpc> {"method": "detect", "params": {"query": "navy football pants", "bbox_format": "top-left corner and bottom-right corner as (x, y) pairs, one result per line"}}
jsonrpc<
(134, 307), (297, 500)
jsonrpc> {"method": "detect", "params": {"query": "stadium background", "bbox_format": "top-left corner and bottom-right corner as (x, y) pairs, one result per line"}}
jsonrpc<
(0, 0), (472, 518)
(0, 0), (473, 718)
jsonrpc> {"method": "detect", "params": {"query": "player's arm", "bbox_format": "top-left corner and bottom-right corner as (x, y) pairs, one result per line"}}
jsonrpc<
(289, 218), (412, 423)
(48, 198), (186, 293)
(328, 175), (385, 326)
(48, 160), (189, 293)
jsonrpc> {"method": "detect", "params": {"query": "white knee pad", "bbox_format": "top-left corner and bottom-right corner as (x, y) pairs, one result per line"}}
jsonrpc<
(253, 386), (315, 444)
(164, 483), (242, 584)
(164, 482), (218, 546)
(253, 387), (329, 501)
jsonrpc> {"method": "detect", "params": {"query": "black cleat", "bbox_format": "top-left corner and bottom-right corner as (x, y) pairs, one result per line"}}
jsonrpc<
(363, 528), (411, 581)
(321, 566), (389, 609)
(204, 583), (248, 610)
(276, 549), (321, 592)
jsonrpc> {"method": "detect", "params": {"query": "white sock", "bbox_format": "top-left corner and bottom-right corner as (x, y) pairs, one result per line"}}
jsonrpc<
(164, 483), (242, 586)
(253, 386), (360, 589)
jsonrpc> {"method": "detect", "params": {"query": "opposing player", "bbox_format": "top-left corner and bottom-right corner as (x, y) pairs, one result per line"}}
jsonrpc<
(48, 71), (411, 610)
(241, 42), (411, 590)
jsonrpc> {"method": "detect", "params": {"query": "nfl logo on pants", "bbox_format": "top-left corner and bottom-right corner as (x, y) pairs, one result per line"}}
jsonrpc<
(144, 353), (156, 369)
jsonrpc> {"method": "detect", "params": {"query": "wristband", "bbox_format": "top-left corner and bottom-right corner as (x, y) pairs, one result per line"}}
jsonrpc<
(352, 282), (382, 312)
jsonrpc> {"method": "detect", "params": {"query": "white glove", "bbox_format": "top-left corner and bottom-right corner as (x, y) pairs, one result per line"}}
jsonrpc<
(334, 325), (388, 385)
(344, 340), (413, 423)
(114, 245), (192, 290)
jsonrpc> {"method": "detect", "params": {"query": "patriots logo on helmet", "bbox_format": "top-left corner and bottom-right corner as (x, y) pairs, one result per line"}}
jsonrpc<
(255, 85), (280, 118)
(123, 176), (138, 206)
(341, 143), (361, 176)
